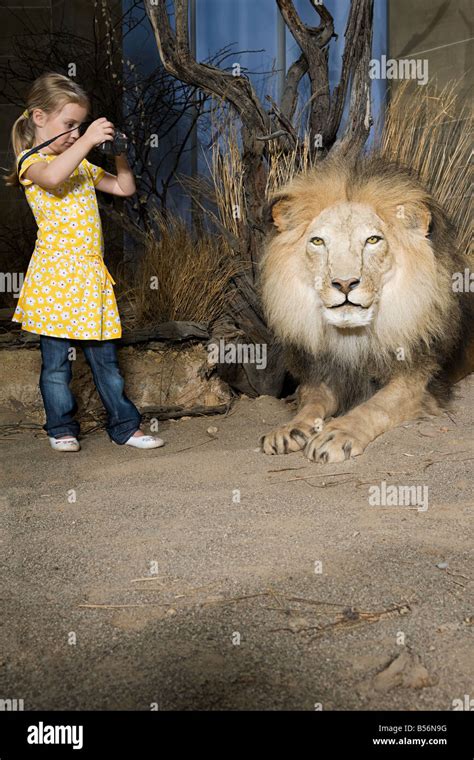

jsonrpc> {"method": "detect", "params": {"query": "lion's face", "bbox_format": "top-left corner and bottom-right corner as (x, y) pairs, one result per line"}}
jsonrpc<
(261, 158), (451, 362)
(304, 202), (392, 329)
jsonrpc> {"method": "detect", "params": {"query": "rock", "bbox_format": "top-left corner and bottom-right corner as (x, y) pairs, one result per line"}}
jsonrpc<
(358, 651), (436, 697)
(0, 344), (232, 424)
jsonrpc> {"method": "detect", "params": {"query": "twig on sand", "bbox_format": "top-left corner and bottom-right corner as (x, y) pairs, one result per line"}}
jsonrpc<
(200, 592), (269, 607)
(301, 478), (356, 489)
(268, 602), (411, 635)
(268, 471), (354, 484)
(267, 587), (291, 615)
(286, 597), (347, 608)
(78, 602), (169, 609)
(443, 409), (458, 426)
(422, 453), (473, 472)
(172, 438), (216, 453)
(0, 422), (43, 439)
(79, 591), (271, 612)
(266, 466), (308, 473)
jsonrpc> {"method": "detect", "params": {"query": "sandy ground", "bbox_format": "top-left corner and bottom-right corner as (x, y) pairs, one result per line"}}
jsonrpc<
(1, 376), (473, 711)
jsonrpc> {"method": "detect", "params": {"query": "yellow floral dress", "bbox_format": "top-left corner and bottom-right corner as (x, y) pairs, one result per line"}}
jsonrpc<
(12, 149), (122, 340)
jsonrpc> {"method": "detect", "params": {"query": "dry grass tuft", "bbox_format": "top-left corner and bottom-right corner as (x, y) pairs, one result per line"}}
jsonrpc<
(123, 208), (243, 328)
(376, 79), (472, 257)
(265, 131), (320, 197)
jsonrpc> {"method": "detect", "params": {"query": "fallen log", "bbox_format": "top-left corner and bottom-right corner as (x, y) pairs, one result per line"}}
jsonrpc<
(0, 320), (210, 349)
(127, 402), (233, 420)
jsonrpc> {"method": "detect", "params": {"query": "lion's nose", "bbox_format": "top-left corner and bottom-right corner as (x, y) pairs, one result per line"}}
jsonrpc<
(331, 278), (360, 295)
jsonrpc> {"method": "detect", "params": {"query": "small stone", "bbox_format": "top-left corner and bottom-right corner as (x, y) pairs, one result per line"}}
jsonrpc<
(436, 561), (449, 569)
(206, 426), (218, 435)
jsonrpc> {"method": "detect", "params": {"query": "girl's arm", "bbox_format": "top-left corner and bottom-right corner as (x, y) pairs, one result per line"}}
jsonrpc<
(21, 118), (114, 189)
(94, 153), (136, 197)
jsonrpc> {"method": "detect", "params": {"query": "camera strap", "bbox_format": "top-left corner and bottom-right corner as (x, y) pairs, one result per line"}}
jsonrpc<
(17, 121), (93, 180)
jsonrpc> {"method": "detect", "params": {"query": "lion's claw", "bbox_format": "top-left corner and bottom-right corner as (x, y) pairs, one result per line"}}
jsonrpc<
(260, 423), (314, 455)
(304, 428), (365, 463)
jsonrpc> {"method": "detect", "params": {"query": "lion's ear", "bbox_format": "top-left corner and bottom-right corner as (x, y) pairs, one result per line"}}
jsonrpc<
(416, 207), (431, 237)
(402, 202), (432, 237)
(264, 194), (294, 232)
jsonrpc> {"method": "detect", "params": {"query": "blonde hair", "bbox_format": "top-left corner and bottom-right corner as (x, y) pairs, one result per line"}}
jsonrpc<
(4, 72), (90, 187)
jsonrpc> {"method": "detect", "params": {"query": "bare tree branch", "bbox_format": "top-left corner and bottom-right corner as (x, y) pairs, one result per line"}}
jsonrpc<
(276, 0), (335, 142)
(280, 52), (308, 124)
(327, 0), (372, 145)
(331, 0), (374, 156)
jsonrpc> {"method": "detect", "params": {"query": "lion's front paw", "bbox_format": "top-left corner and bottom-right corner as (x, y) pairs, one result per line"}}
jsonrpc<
(304, 427), (365, 463)
(260, 418), (323, 455)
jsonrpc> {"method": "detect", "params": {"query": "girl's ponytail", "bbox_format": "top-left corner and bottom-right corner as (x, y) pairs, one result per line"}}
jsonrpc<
(3, 72), (90, 187)
(4, 112), (36, 186)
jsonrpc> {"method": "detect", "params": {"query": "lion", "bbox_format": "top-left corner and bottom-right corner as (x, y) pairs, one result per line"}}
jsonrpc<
(259, 155), (473, 463)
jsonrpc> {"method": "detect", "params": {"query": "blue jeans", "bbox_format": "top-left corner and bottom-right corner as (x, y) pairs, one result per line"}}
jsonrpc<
(39, 335), (142, 444)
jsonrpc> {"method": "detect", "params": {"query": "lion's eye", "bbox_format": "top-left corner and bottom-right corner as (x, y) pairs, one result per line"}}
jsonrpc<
(366, 235), (382, 244)
(310, 236), (325, 246)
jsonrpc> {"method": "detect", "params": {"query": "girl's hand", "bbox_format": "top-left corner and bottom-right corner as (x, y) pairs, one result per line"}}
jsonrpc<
(83, 118), (115, 149)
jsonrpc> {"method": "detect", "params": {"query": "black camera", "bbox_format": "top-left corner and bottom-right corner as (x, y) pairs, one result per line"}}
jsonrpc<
(98, 130), (128, 155)
(17, 123), (130, 182)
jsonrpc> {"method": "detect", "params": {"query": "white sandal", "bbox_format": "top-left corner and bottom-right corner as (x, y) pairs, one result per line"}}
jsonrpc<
(48, 436), (80, 452)
(123, 434), (164, 449)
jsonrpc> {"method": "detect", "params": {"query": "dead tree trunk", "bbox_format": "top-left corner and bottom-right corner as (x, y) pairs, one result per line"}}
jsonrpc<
(144, 0), (374, 397)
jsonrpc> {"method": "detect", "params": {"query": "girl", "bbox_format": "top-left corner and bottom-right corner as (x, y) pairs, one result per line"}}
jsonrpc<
(5, 72), (163, 451)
